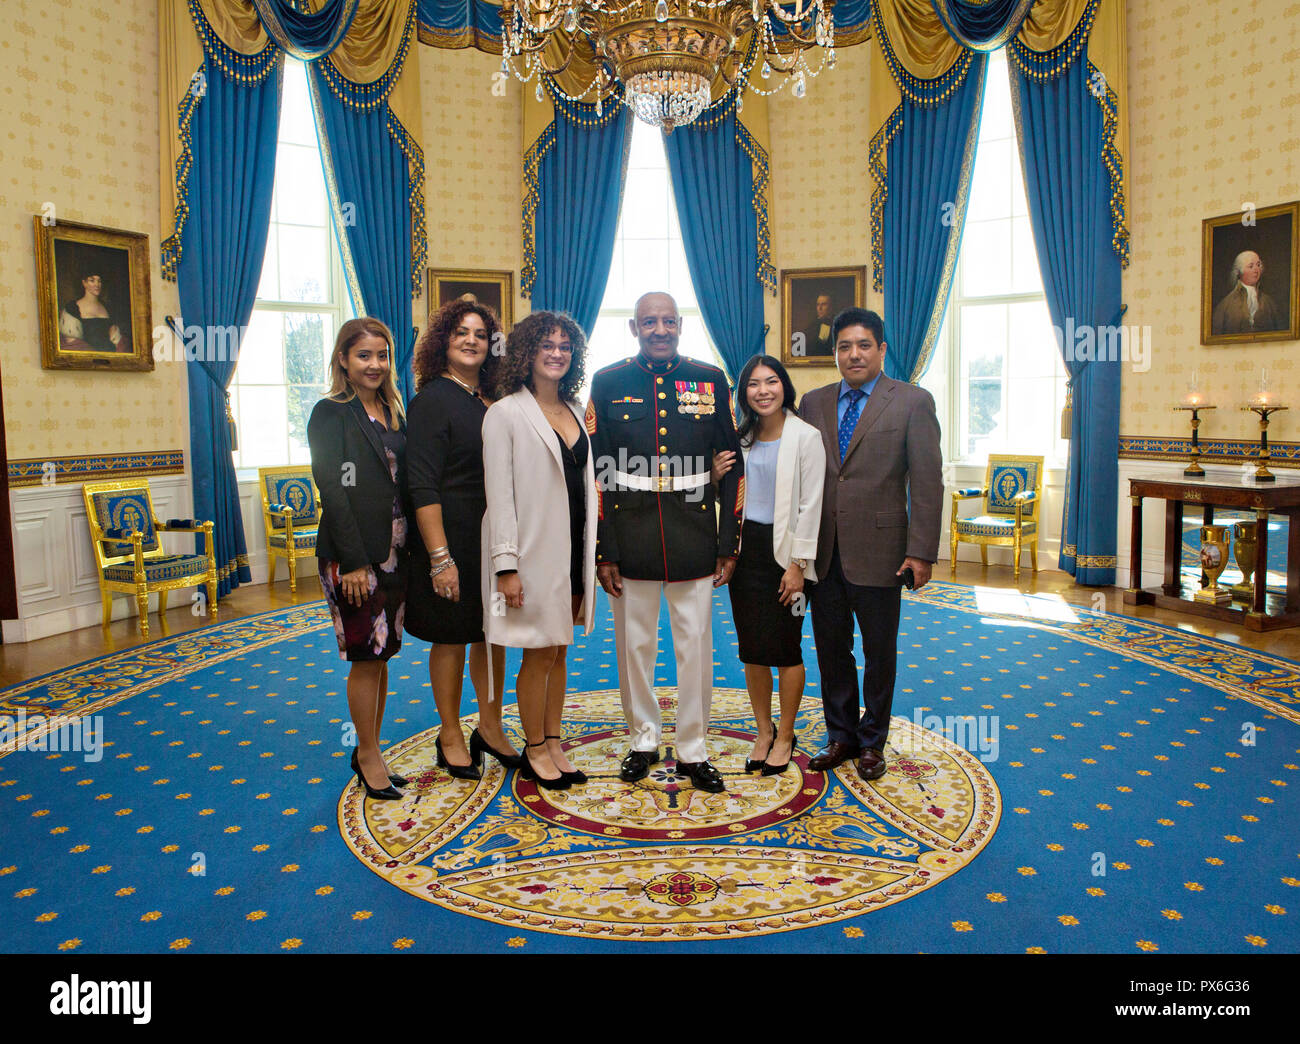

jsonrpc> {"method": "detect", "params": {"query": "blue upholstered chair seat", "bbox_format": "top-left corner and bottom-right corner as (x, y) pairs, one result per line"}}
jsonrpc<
(103, 555), (212, 584)
(268, 527), (318, 549)
(954, 515), (1038, 539)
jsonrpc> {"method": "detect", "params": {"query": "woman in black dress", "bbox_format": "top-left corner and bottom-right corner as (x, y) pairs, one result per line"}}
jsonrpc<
(405, 299), (519, 780)
(308, 317), (409, 801)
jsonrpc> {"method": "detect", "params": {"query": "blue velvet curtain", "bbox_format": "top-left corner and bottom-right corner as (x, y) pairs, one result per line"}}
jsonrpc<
(177, 56), (283, 596)
(250, 0), (358, 59)
(932, 0), (1035, 49)
(880, 55), (986, 383)
(664, 101), (768, 380)
(307, 66), (421, 400)
(1010, 53), (1122, 586)
(530, 94), (633, 333)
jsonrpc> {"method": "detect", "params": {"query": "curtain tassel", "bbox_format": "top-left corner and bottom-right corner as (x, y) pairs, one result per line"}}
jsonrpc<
(1060, 380), (1073, 440)
(225, 390), (239, 452)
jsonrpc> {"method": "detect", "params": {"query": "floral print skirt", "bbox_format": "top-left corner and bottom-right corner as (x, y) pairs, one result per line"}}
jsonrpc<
(320, 553), (408, 662)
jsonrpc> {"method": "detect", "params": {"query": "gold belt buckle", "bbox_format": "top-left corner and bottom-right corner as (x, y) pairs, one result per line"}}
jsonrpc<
(654, 476), (673, 493)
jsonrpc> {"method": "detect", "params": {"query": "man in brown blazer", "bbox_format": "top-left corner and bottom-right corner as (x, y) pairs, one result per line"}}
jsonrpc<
(798, 308), (942, 781)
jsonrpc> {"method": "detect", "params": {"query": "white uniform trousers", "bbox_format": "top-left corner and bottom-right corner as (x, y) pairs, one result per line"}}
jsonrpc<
(611, 575), (714, 764)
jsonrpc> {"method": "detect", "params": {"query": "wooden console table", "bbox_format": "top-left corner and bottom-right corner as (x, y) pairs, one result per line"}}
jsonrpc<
(1125, 472), (1300, 631)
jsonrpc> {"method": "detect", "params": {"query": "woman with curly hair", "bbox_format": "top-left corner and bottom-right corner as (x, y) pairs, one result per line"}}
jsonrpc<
(405, 298), (519, 781)
(481, 311), (596, 789)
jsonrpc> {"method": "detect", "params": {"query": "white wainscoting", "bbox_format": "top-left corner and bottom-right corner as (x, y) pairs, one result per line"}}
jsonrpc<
(3, 474), (282, 644)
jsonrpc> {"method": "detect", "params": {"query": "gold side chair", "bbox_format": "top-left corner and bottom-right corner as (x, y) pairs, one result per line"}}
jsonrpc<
(950, 454), (1044, 581)
(258, 465), (320, 592)
(82, 479), (219, 639)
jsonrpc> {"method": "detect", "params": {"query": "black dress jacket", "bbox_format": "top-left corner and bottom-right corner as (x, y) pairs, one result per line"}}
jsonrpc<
(587, 352), (744, 582)
(307, 395), (406, 574)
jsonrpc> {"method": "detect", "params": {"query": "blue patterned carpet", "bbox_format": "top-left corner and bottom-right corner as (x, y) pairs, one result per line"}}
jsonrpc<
(1, 583), (1297, 954)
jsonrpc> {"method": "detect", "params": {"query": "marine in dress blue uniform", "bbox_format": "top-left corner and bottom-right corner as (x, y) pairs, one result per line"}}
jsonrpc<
(587, 292), (743, 792)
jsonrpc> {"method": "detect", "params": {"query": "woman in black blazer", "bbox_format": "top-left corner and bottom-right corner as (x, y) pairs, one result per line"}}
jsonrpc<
(308, 317), (410, 801)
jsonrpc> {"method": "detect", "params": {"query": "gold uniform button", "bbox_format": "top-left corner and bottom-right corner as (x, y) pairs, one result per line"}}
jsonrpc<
(658, 392), (666, 399)
(659, 409), (667, 417)
(660, 462), (669, 472)
(659, 445), (667, 453)
(623, 413), (629, 420)
(656, 377), (664, 384)
(659, 427), (667, 435)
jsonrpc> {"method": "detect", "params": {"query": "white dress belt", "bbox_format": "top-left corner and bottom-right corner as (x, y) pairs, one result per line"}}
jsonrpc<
(612, 470), (710, 493)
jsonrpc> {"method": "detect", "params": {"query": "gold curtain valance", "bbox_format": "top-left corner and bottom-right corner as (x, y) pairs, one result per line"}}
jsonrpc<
(872, 0), (1097, 88)
(197, 0), (413, 84)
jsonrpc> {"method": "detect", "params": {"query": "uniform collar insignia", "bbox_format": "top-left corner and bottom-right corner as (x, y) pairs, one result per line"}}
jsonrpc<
(637, 352), (681, 375)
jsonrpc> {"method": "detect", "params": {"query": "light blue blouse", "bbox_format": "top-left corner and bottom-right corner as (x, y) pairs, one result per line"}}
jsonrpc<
(744, 437), (780, 525)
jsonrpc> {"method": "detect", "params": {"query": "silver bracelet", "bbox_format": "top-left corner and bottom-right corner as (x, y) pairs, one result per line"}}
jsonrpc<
(430, 558), (455, 578)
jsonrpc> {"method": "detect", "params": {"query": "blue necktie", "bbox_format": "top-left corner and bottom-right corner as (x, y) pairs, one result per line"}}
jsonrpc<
(838, 389), (865, 462)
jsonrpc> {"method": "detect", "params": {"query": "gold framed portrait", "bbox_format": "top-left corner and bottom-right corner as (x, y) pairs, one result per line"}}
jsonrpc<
(35, 216), (154, 372)
(427, 268), (514, 331)
(1201, 201), (1299, 345)
(780, 266), (867, 366)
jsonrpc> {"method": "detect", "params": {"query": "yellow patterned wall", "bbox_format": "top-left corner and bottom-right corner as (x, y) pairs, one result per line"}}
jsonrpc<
(418, 45), (526, 332)
(767, 42), (875, 398)
(1123, 0), (1299, 443)
(0, 0), (183, 463)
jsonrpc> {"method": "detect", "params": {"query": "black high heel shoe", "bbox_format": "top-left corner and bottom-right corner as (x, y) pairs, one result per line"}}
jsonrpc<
(762, 734), (796, 776)
(436, 733), (481, 781)
(352, 748), (408, 787)
(351, 753), (404, 801)
(546, 734), (587, 785)
(519, 740), (571, 790)
(746, 734), (775, 773)
(470, 728), (523, 770)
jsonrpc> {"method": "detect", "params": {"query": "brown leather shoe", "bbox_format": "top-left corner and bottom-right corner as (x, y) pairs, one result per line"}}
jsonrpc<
(856, 748), (887, 782)
(806, 740), (861, 773)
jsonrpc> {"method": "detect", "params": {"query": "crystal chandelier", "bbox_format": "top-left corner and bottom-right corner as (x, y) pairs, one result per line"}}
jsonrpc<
(499, 0), (836, 131)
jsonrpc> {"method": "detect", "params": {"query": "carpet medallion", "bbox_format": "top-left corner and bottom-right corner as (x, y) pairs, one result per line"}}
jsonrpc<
(342, 691), (999, 939)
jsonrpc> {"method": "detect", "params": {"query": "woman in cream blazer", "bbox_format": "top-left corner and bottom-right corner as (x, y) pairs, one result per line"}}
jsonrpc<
(717, 354), (825, 776)
(481, 311), (597, 789)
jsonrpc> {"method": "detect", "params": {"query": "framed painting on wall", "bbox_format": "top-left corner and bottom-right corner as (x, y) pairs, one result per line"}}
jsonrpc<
(35, 217), (154, 372)
(780, 266), (867, 366)
(1201, 201), (1299, 344)
(427, 268), (514, 331)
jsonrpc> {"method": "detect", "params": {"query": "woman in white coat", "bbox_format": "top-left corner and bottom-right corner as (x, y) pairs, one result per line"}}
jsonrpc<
(481, 311), (597, 790)
(714, 355), (825, 776)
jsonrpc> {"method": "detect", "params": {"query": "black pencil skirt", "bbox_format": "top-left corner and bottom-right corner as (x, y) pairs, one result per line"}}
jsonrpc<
(729, 520), (807, 668)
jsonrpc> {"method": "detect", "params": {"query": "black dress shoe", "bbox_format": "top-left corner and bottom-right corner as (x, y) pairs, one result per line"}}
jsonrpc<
(619, 748), (660, 782)
(547, 735), (587, 785)
(470, 728), (523, 770)
(436, 734), (482, 781)
(762, 734), (797, 776)
(676, 760), (726, 794)
(807, 740), (861, 773)
(354, 767), (404, 801)
(520, 741), (571, 790)
(352, 747), (408, 787)
(745, 735), (775, 773)
(856, 748), (887, 782)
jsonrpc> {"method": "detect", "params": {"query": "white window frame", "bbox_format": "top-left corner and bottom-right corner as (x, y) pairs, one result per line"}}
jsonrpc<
(232, 57), (353, 480)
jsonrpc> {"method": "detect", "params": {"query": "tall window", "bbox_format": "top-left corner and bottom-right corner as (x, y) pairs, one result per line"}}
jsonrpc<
(921, 50), (1068, 464)
(587, 119), (721, 391)
(231, 58), (351, 471)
